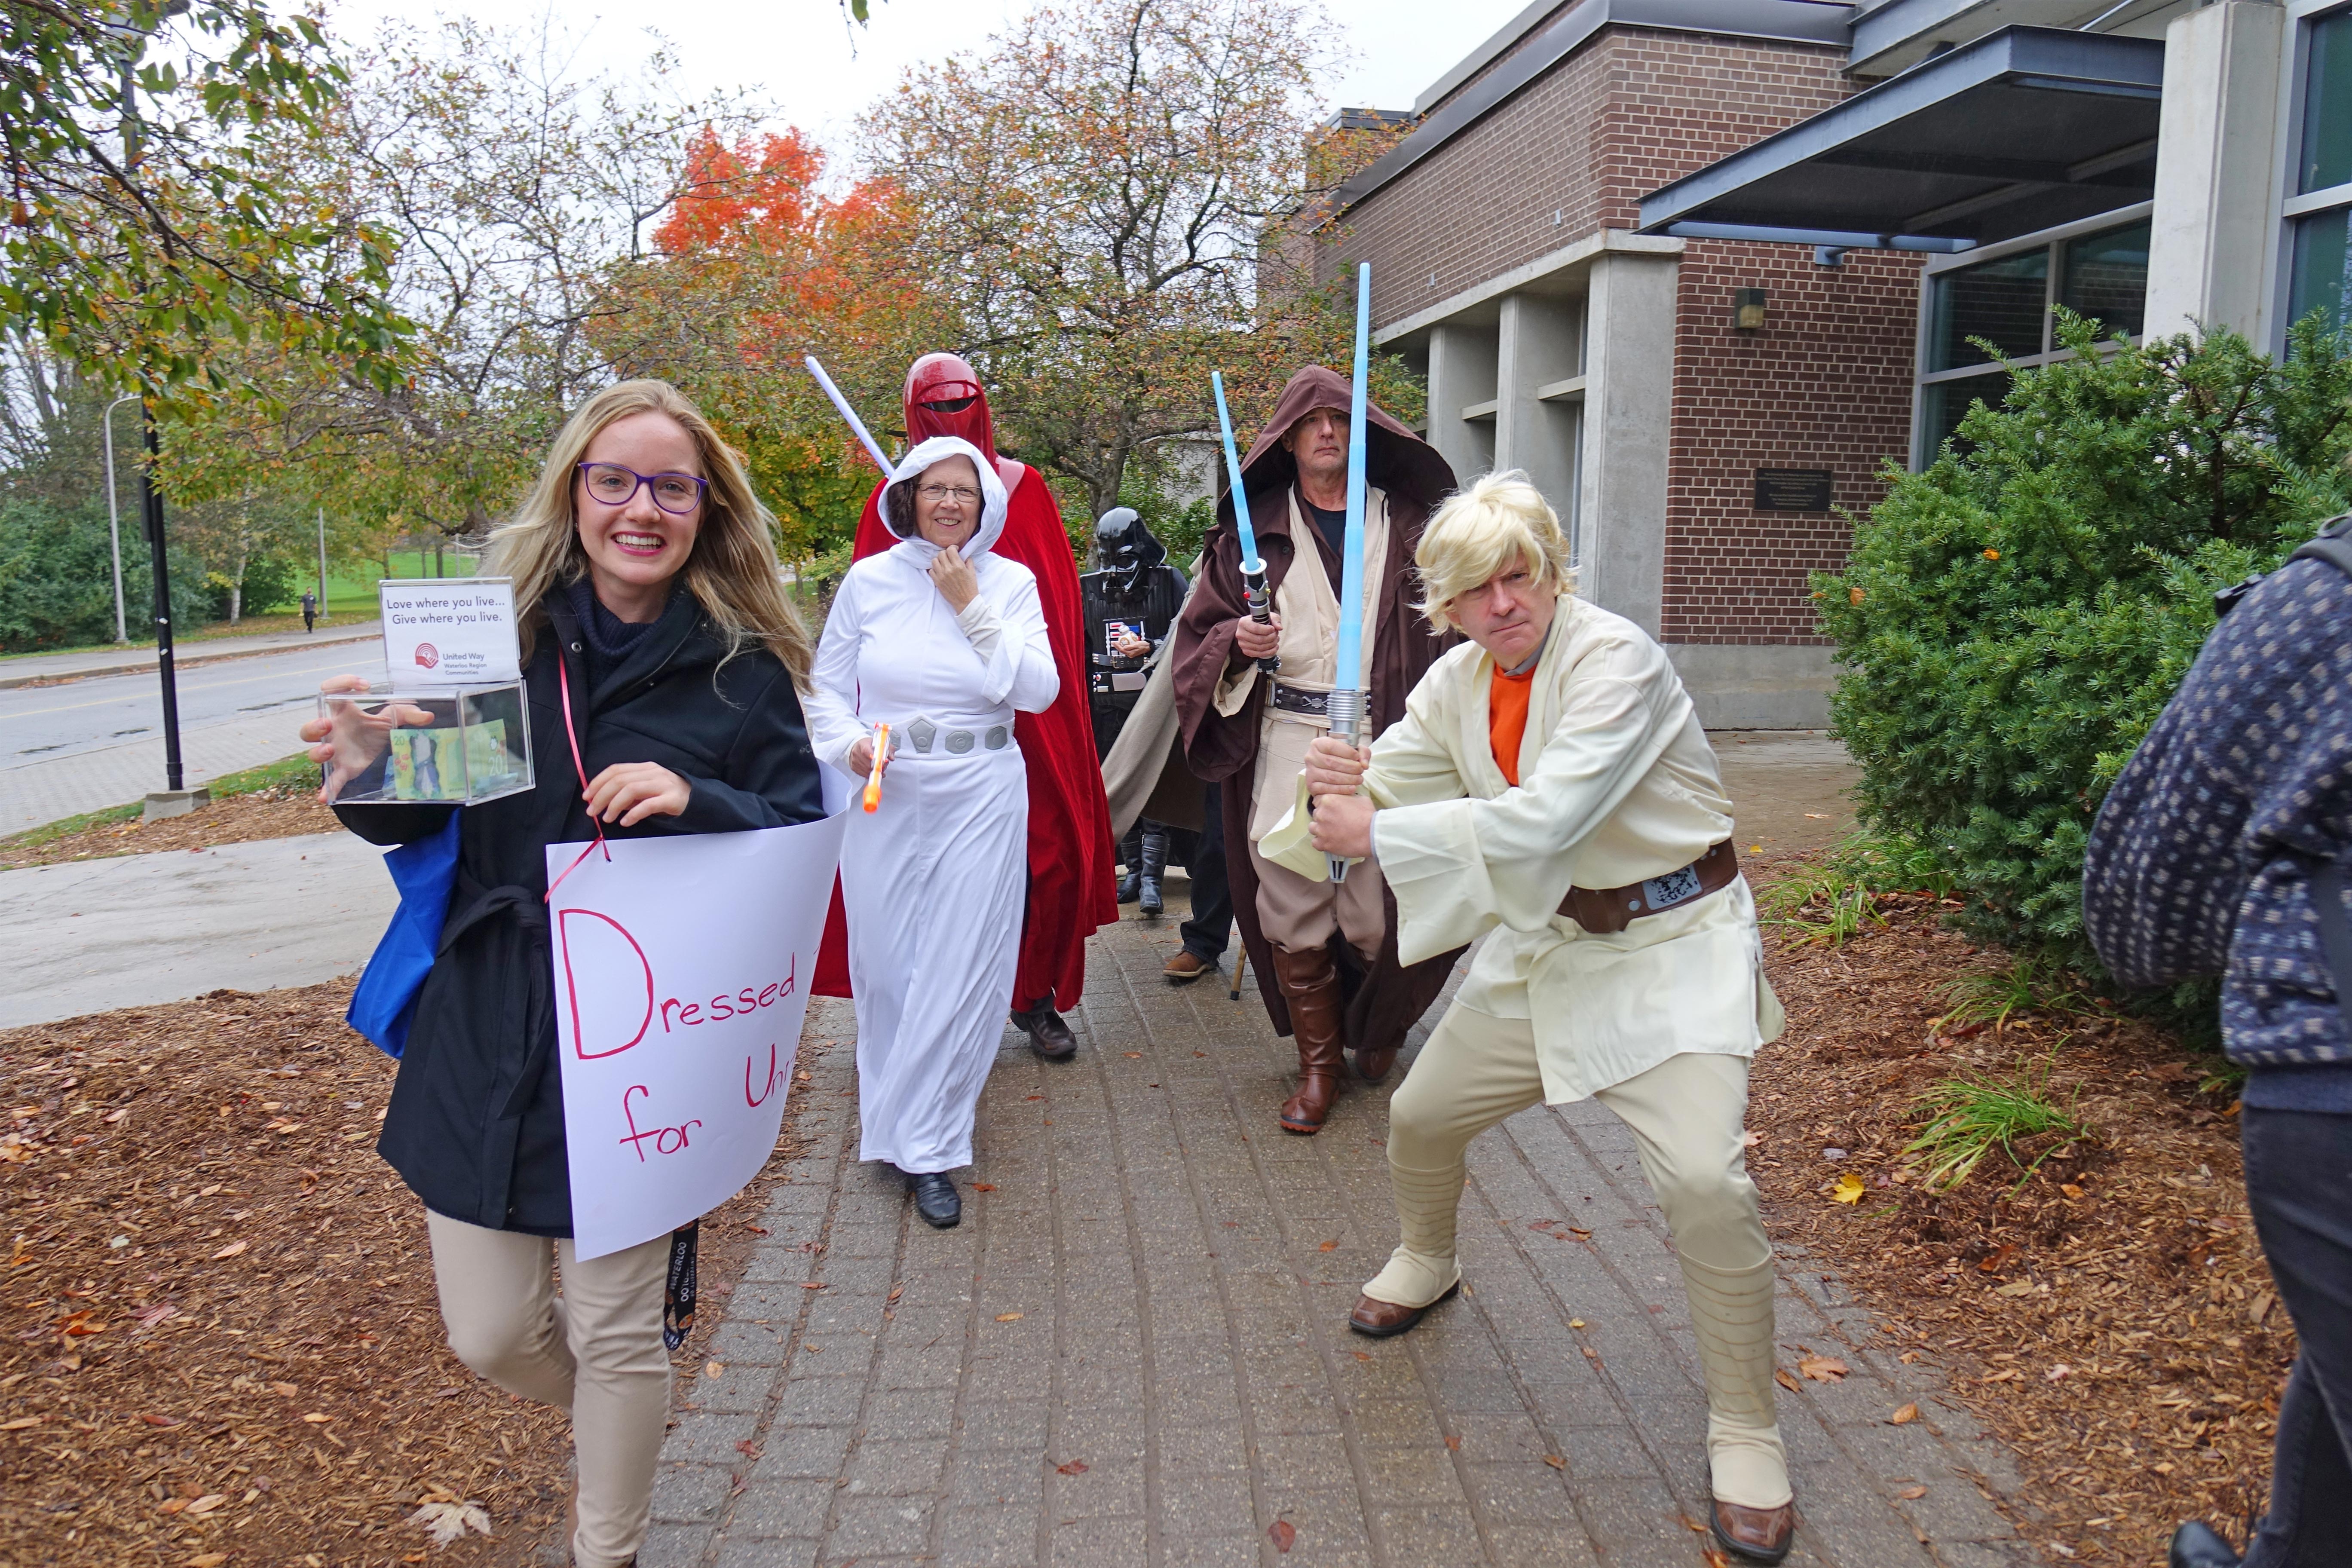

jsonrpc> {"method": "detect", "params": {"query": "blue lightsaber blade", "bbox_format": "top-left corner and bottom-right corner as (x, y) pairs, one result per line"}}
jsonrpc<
(1328, 263), (1372, 883)
(1211, 371), (1277, 676)
(803, 355), (896, 480)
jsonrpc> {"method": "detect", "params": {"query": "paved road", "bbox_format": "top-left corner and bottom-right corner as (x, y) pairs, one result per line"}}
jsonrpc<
(0, 640), (381, 832)
(0, 619), (381, 689)
(0, 832), (394, 1029)
(640, 900), (2029, 1568)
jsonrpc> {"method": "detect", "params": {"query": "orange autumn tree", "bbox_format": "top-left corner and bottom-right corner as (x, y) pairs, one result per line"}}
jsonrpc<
(606, 127), (942, 565)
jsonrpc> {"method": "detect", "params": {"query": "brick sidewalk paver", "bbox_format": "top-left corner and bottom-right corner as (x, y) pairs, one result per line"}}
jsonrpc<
(641, 903), (2035, 1568)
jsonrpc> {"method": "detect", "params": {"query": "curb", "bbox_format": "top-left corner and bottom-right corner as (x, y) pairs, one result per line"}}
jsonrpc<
(0, 626), (383, 691)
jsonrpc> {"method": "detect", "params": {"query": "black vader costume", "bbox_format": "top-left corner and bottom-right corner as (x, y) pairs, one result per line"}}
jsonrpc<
(1079, 507), (1189, 913)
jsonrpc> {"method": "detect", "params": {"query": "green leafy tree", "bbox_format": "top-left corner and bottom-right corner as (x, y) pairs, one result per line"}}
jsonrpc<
(0, 0), (407, 404)
(1816, 313), (2352, 969)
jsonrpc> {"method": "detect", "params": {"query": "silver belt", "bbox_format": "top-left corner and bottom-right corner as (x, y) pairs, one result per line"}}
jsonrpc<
(900, 717), (1012, 756)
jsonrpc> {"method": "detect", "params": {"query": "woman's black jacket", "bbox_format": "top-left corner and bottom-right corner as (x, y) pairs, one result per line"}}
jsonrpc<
(334, 588), (826, 1236)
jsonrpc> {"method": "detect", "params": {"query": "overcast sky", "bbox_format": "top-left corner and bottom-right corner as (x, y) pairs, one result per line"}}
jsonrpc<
(323, 0), (1537, 154)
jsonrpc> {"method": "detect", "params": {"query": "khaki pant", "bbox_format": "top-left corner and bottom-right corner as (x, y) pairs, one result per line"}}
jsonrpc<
(425, 1211), (672, 1568)
(1249, 831), (1386, 961)
(1367, 1006), (1789, 1510)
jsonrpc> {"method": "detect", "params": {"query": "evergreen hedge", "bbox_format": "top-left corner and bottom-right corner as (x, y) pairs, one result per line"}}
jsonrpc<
(1815, 314), (2352, 972)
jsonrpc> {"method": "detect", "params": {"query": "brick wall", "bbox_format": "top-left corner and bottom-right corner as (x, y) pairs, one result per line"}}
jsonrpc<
(1663, 240), (1921, 644)
(1320, 28), (1858, 324)
(1317, 23), (1925, 648)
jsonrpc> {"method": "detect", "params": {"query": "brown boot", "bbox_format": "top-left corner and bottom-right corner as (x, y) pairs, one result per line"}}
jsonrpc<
(1269, 943), (1346, 1134)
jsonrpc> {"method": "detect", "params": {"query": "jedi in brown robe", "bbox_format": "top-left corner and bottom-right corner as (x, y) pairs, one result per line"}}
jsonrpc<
(1169, 364), (1463, 1132)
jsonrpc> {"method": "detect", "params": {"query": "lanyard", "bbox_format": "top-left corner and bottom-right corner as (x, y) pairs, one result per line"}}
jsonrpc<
(544, 650), (611, 901)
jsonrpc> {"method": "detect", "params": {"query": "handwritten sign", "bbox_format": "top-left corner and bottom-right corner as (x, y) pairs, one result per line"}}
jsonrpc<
(548, 812), (849, 1259)
(379, 578), (521, 686)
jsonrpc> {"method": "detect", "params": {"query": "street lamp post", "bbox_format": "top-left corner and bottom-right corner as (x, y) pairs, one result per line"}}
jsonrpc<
(101, 393), (136, 644)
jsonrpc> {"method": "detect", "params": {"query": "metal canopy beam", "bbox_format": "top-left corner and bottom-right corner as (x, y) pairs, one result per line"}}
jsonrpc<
(1635, 27), (2164, 248)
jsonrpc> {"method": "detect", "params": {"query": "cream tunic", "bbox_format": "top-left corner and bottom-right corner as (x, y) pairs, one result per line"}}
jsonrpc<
(1211, 490), (1392, 841)
(1260, 594), (1782, 1102)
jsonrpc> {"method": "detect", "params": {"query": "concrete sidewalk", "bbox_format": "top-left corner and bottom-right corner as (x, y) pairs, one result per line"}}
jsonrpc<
(0, 620), (382, 689)
(0, 832), (392, 1029)
(643, 900), (2030, 1568)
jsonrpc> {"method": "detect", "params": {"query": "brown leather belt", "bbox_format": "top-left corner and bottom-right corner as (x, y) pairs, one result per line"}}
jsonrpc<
(1559, 840), (1739, 935)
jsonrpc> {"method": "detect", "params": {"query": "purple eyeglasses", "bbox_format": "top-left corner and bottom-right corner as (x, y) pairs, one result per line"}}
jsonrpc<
(577, 462), (707, 516)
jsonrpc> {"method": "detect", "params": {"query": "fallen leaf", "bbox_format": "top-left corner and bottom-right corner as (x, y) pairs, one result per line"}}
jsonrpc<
(1830, 1173), (1866, 1204)
(1775, 1368), (1801, 1393)
(971, 1183), (997, 1192)
(1569, 1318), (1586, 1329)
(1798, 1355), (1848, 1382)
(704, 1362), (724, 1379)
(1701, 1546), (1734, 1568)
(1124, 1052), (1142, 1059)
(887, 1284), (904, 1304)
(210, 1239), (248, 1260)
(1353, 1350), (1371, 1362)
(1543, 1453), (1566, 1469)
(138, 1412), (179, 1427)
(2060, 1183), (2085, 1200)
(1890, 1403), (1919, 1424)
(1896, 1484), (1928, 1499)
(1443, 1435), (1461, 1451)
(735, 1439), (761, 1458)
(1317, 1240), (1336, 1252)
(1977, 1243), (2018, 1274)
(1056, 1459), (1088, 1475)
(1268, 1519), (1296, 1553)
(800, 1282), (827, 1290)
(407, 1498), (492, 1546)
(995, 1312), (1023, 1322)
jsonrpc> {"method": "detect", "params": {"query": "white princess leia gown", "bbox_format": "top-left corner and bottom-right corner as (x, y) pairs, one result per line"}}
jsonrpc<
(805, 438), (1060, 1174)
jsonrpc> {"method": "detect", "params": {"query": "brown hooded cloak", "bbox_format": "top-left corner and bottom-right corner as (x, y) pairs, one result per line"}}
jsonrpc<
(1169, 364), (1463, 1053)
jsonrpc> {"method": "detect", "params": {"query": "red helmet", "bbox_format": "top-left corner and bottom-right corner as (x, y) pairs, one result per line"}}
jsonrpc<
(903, 352), (996, 465)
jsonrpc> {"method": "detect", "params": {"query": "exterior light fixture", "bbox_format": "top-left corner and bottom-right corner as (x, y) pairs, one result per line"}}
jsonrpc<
(1731, 288), (1767, 331)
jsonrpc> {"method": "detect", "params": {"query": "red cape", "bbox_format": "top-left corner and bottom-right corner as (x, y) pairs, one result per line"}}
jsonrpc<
(812, 466), (1116, 1009)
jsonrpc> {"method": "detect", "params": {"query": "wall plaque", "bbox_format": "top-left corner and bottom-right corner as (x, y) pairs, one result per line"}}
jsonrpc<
(1753, 468), (1834, 512)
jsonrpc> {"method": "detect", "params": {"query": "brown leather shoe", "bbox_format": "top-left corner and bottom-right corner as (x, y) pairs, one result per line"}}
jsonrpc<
(1348, 1280), (1458, 1338)
(1353, 1038), (1399, 1084)
(1163, 950), (1214, 983)
(1010, 1003), (1077, 1061)
(1268, 943), (1346, 1133)
(1710, 1497), (1795, 1563)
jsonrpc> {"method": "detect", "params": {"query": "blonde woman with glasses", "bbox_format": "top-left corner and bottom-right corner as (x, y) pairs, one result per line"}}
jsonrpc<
(805, 436), (1059, 1230)
(298, 380), (824, 1568)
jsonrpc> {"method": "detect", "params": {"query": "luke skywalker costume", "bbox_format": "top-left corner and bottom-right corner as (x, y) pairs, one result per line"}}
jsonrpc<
(1262, 589), (1792, 1529)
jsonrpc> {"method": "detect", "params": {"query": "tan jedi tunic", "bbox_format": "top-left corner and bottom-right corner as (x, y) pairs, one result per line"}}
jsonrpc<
(1212, 490), (1391, 842)
(1260, 593), (1783, 1101)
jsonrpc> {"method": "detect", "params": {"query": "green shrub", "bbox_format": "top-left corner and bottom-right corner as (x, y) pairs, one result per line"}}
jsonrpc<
(203, 554), (301, 618)
(0, 499), (218, 652)
(1815, 314), (2352, 972)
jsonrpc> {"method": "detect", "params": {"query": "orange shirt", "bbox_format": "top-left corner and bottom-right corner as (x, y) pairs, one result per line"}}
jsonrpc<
(1488, 661), (1537, 786)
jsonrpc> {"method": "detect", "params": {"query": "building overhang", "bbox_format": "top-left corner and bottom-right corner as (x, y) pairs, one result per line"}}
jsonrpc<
(1635, 26), (2164, 250)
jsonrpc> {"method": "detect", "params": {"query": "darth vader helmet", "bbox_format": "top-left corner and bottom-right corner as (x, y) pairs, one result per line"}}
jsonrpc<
(1095, 506), (1166, 593)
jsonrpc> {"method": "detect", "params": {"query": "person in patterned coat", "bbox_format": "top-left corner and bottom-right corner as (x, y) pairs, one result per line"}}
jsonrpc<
(2083, 512), (2352, 1568)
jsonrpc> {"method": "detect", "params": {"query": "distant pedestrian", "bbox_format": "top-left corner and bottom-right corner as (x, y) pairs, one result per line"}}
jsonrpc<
(300, 591), (318, 632)
(299, 379), (825, 1568)
(2083, 513), (2352, 1568)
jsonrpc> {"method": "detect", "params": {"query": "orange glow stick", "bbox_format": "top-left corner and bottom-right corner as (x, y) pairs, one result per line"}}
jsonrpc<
(862, 723), (890, 813)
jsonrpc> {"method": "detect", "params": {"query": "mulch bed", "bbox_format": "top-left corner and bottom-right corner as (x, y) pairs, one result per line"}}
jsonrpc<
(1, 787), (341, 870)
(0, 980), (810, 1567)
(1750, 874), (2283, 1568)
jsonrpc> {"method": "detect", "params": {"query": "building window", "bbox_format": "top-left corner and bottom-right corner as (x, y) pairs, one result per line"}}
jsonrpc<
(1914, 212), (2151, 466)
(2285, 6), (2352, 334)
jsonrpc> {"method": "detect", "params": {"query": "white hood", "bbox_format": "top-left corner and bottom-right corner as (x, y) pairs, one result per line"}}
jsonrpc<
(880, 436), (1010, 561)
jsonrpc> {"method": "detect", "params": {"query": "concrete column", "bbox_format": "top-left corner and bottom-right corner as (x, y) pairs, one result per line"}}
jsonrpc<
(2143, 0), (2288, 342)
(1424, 322), (1497, 487)
(1495, 293), (1585, 529)
(1578, 251), (1679, 635)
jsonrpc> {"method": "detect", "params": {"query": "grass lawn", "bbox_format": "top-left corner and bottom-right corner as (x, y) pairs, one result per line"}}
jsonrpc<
(0, 753), (320, 867)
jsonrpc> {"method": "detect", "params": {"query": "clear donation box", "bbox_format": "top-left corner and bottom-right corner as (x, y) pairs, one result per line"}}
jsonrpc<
(318, 681), (534, 807)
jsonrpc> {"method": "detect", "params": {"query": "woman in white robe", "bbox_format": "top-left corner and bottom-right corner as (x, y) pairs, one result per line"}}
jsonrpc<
(805, 436), (1059, 1228)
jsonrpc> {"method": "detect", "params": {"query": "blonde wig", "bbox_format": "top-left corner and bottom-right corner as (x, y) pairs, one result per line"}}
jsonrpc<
(1412, 469), (1575, 634)
(487, 379), (815, 687)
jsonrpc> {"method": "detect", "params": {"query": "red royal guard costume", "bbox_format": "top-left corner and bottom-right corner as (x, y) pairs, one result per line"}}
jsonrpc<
(812, 354), (1115, 1057)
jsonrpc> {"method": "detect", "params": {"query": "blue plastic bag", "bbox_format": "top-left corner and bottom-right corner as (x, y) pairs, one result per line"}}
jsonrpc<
(346, 812), (462, 1058)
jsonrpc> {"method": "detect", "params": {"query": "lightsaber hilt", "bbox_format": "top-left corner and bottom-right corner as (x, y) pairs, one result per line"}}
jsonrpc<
(1323, 686), (1365, 883)
(1241, 567), (1279, 676)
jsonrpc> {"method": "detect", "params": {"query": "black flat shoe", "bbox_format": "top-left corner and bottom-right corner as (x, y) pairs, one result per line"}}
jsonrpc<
(909, 1171), (960, 1228)
(1011, 1003), (1077, 1060)
(2169, 1522), (2242, 1568)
